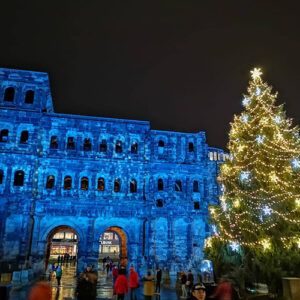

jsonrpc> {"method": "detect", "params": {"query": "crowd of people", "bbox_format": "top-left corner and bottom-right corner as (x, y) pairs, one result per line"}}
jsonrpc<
(28, 260), (235, 300)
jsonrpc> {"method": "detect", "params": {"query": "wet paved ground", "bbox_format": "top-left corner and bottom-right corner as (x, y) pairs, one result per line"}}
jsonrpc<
(9, 264), (181, 300)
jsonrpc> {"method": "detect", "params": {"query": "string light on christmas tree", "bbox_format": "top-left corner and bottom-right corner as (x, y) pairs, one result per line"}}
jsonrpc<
(295, 199), (300, 207)
(229, 241), (240, 252)
(255, 135), (264, 144)
(297, 239), (300, 248)
(233, 198), (240, 208)
(242, 97), (250, 107)
(261, 238), (271, 251)
(263, 206), (272, 216)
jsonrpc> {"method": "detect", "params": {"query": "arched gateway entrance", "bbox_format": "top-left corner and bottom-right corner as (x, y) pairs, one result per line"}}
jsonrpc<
(44, 225), (79, 270)
(99, 226), (128, 267)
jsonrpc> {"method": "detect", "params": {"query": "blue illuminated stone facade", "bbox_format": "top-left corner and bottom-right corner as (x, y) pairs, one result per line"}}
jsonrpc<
(0, 68), (225, 274)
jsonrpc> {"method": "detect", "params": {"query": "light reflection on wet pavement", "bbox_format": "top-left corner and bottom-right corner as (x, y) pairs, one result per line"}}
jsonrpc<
(9, 263), (180, 300)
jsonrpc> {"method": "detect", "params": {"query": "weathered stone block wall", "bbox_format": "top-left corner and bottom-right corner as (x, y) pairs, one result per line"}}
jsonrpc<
(0, 68), (226, 273)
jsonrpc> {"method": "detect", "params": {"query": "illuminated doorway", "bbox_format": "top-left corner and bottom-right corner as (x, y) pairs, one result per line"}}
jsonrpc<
(99, 227), (127, 267)
(44, 225), (79, 270)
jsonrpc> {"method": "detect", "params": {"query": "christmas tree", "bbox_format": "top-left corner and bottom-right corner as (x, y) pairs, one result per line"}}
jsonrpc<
(206, 68), (300, 288)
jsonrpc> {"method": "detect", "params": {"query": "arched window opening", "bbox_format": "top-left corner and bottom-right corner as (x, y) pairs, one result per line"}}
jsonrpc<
(130, 179), (137, 193)
(46, 175), (55, 189)
(189, 142), (194, 152)
(13, 170), (24, 186)
(97, 177), (105, 191)
(0, 170), (4, 184)
(81, 177), (89, 190)
(50, 136), (58, 149)
(156, 199), (163, 207)
(114, 178), (120, 192)
(83, 138), (92, 151)
(175, 180), (182, 192)
(214, 152), (218, 161)
(131, 142), (138, 154)
(218, 153), (221, 160)
(158, 178), (164, 191)
(67, 137), (75, 150)
(116, 140), (122, 153)
(100, 140), (107, 152)
(194, 202), (200, 210)
(193, 181), (199, 193)
(0, 129), (8, 142)
(4, 87), (15, 102)
(158, 140), (165, 155)
(20, 131), (29, 144)
(25, 90), (34, 104)
(64, 176), (72, 190)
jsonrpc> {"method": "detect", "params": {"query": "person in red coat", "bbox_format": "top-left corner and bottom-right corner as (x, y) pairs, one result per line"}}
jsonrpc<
(114, 268), (128, 300)
(27, 281), (52, 300)
(128, 266), (139, 300)
(210, 277), (233, 300)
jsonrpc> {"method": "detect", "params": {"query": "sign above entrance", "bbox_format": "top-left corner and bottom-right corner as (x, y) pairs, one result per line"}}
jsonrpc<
(100, 241), (112, 245)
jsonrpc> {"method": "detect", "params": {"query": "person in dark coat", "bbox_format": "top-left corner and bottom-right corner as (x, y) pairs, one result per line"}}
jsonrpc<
(187, 270), (194, 296)
(155, 266), (162, 294)
(76, 267), (97, 300)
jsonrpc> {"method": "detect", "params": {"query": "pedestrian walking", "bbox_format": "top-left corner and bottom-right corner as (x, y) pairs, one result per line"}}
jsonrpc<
(129, 266), (139, 300)
(55, 265), (62, 286)
(187, 270), (194, 296)
(155, 266), (162, 294)
(28, 281), (52, 300)
(188, 283), (206, 300)
(112, 265), (119, 287)
(210, 276), (232, 300)
(106, 262), (111, 277)
(45, 263), (52, 281)
(76, 268), (97, 300)
(181, 270), (188, 299)
(143, 269), (155, 300)
(114, 268), (128, 300)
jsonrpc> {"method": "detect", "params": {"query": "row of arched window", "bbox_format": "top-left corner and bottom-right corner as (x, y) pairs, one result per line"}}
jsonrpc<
(46, 176), (136, 193)
(0, 170), (202, 195)
(158, 140), (195, 154)
(0, 129), (29, 143)
(50, 136), (139, 154)
(45, 176), (200, 193)
(3, 87), (35, 104)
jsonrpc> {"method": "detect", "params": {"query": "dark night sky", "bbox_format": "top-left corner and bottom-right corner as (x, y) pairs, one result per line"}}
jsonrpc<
(1, 1), (300, 150)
